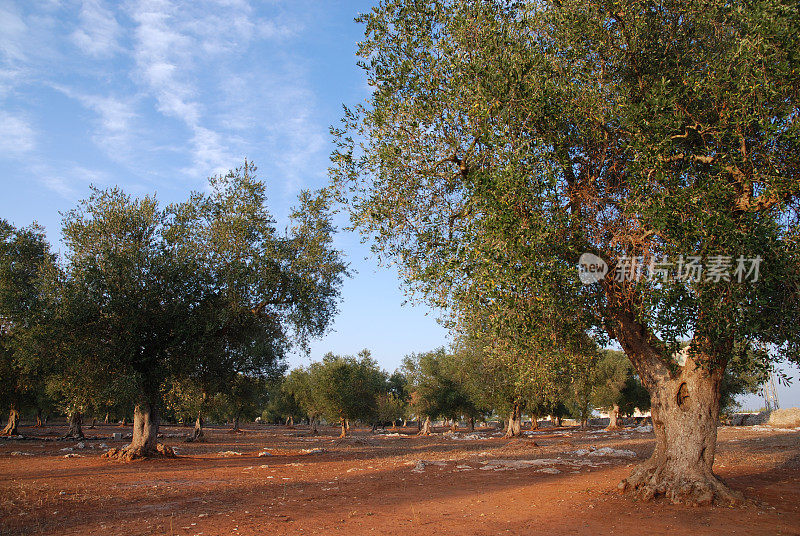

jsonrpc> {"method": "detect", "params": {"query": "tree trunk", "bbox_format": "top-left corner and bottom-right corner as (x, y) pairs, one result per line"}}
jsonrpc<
(417, 415), (432, 436)
(311, 417), (318, 435)
(88, 417), (96, 429)
(186, 412), (204, 442)
(504, 404), (522, 438)
(231, 415), (240, 432)
(63, 411), (84, 439)
(345, 419), (350, 430)
(105, 399), (174, 460)
(35, 408), (43, 428)
(469, 417), (475, 431)
(1, 407), (20, 436)
(286, 415), (294, 427)
(104, 412), (109, 424)
(450, 419), (457, 432)
(613, 312), (743, 506)
(530, 415), (539, 431)
(416, 418), (421, 432)
(339, 417), (347, 438)
(606, 404), (621, 430)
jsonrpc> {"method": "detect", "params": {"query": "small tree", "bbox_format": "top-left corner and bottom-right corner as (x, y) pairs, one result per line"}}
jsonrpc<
(309, 350), (386, 437)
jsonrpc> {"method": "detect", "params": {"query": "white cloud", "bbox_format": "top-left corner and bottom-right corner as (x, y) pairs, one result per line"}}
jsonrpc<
(70, 0), (123, 59)
(0, 2), (28, 63)
(125, 0), (304, 181)
(51, 84), (139, 161)
(0, 110), (35, 155)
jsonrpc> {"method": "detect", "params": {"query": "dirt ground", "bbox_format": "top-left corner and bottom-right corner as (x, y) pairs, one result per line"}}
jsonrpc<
(1, 422), (798, 535)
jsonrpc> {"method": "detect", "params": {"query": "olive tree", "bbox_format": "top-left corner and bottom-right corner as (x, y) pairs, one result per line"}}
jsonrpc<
(331, 0), (800, 505)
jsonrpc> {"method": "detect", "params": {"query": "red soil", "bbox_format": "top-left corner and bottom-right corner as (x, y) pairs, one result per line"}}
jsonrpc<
(1, 423), (798, 535)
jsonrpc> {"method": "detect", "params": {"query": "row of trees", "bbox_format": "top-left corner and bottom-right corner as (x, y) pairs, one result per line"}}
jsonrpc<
(0, 162), (348, 458)
(263, 345), (652, 438)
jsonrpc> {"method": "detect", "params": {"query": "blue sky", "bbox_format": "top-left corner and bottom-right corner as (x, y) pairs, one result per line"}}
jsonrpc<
(0, 0), (797, 408)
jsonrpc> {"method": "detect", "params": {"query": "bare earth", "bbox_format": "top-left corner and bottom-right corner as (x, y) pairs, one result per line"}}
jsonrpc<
(1, 423), (798, 535)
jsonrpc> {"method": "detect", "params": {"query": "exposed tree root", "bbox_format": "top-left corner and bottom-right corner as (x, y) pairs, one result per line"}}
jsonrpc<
(103, 443), (176, 461)
(618, 462), (744, 507)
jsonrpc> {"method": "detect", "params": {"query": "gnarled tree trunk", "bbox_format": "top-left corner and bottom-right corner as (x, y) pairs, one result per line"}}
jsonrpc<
(63, 411), (84, 439)
(105, 399), (174, 461)
(2, 407), (20, 436)
(186, 412), (204, 442)
(614, 313), (743, 506)
(417, 415), (431, 436)
(606, 404), (621, 430)
(530, 415), (539, 431)
(504, 403), (523, 438)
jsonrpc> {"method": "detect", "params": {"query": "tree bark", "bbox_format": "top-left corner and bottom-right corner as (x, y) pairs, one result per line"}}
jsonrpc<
(612, 312), (743, 506)
(63, 411), (84, 439)
(469, 417), (475, 431)
(186, 412), (204, 442)
(1, 407), (20, 436)
(311, 417), (318, 435)
(231, 415), (240, 432)
(606, 404), (621, 430)
(417, 415), (431, 436)
(104, 399), (174, 460)
(286, 415), (294, 427)
(504, 403), (523, 438)
(450, 419), (457, 432)
(530, 415), (539, 431)
(339, 417), (347, 438)
(35, 408), (43, 428)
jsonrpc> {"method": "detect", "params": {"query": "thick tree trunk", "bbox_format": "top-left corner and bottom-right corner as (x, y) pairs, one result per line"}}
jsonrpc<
(231, 415), (240, 432)
(339, 417), (347, 438)
(186, 412), (204, 442)
(450, 419), (457, 432)
(469, 417), (475, 431)
(530, 415), (539, 431)
(504, 404), (523, 438)
(606, 404), (621, 430)
(63, 411), (84, 439)
(417, 415), (432, 436)
(286, 415), (294, 427)
(612, 311), (743, 506)
(104, 399), (174, 461)
(1, 407), (20, 436)
(311, 417), (318, 435)
(35, 408), (43, 428)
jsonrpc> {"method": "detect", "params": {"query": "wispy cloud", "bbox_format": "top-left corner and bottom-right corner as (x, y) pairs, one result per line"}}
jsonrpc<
(0, 1), (27, 63)
(0, 110), (35, 155)
(70, 0), (123, 59)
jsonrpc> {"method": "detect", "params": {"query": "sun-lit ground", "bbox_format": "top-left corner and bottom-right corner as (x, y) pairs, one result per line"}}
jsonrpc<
(1, 422), (798, 535)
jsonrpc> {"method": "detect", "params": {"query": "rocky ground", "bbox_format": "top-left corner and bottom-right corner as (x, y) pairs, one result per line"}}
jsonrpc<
(1, 422), (798, 535)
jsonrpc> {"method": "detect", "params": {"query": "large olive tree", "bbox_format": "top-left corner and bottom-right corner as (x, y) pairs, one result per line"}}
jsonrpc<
(332, 0), (799, 505)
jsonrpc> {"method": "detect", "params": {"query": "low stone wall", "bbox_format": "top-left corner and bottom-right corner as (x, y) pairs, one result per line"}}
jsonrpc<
(767, 407), (800, 428)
